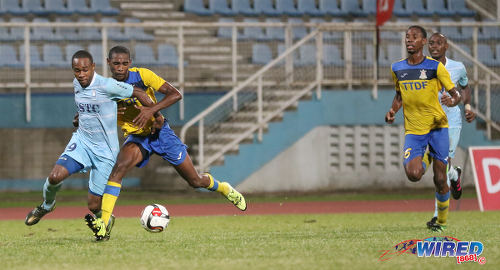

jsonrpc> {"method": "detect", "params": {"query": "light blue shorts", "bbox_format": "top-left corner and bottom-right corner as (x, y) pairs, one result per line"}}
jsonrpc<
(59, 133), (115, 196)
(448, 127), (461, 159)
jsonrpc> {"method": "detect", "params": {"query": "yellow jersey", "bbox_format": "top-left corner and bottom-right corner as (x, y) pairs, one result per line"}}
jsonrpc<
(117, 67), (166, 137)
(391, 57), (455, 135)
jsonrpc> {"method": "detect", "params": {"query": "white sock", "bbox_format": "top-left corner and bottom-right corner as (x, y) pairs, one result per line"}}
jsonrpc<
(448, 166), (458, 182)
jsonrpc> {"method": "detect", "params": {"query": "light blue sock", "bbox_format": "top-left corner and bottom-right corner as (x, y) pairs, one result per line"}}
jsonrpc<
(42, 178), (62, 210)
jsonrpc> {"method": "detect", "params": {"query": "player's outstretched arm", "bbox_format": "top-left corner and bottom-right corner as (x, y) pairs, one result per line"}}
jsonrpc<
(385, 92), (402, 124)
(460, 84), (475, 122)
(130, 86), (158, 128)
(132, 82), (182, 127)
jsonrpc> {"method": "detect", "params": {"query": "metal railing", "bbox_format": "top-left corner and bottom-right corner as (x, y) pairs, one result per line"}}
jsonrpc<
(1, 20), (499, 140)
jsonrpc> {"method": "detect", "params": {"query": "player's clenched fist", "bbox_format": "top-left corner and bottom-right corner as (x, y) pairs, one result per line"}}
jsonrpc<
(385, 108), (396, 124)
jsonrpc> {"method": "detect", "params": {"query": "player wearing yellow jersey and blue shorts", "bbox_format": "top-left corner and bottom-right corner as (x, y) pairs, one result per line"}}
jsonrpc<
(86, 46), (247, 241)
(385, 26), (461, 232)
(25, 50), (152, 229)
(427, 32), (476, 229)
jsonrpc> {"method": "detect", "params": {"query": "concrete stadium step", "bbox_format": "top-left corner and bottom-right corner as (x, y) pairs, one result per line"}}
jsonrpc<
(216, 121), (269, 132)
(229, 111), (284, 122)
(205, 132), (254, 142)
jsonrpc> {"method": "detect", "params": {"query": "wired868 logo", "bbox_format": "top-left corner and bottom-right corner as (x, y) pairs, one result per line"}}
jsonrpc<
(379, 236), (486, 265)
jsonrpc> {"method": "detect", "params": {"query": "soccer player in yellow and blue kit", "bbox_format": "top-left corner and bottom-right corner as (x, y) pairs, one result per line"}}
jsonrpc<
(385, 26), (461, 232)
(86, 46), (246, 241)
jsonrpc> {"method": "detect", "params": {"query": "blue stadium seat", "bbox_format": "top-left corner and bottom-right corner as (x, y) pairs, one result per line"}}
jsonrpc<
(263, 18), (284, 41)
(134, 44), (158, 66)
(90, 0), (119, 15)
(67, 0), (94, 15)
(77, 18), (101, 40)
(0, 45), (22, 68)
(252, 44), (272, 65)
(239, 18), (266, 40)
(477, 44), (496, 66)
(0, 18), (8, 41)
(55, 18), (79, 41)
(32, 18), (62, 41)
(297, 45), (316, 66)
(277, 43), (299, 65)
(496, 45), (500, 66)
(1, 0), (27, 15)
(184, 0), (213, 15)
(319, 0), (346, 16)
(449, 0), (475, 17)
(459, 18), (475, 41)
(361, 0), (375, 15)
(439, 19), (462, 41)
(352, 44), (373, 67)
(124, 18), (154, 41)
(288, 18), (307, 40)
(45, 0), (72, 15)
(352, 18), (372, 40)
(392, 0), (411, 16)
(217, 18), (234, 39)
(298, 0), (325, 16)
(340, 0), (365, 16)
(88, 43), (103, 64)
(323, 44), (344, 67)
(479, 19), (499, 40)
(8, 17), (26, 41)
(65, 44), (85, 62)
(231, 0), (259, 16)
(22, 0), (48, 15)
(276, 0), (302, 16)
(388, 44), (404, 61)
(405, 0), (432, 16)
(42, 44), (67, 67)
(452, 44), (471, 65)
(426, 0), (455, 16)
(315, 17), (345, 40)
(101, 18), (128, 41)
(210, 0), (236, 16)
(20, 45), (44, 67)
(254, 0), (280, 16)
(158, 43), (187, 67)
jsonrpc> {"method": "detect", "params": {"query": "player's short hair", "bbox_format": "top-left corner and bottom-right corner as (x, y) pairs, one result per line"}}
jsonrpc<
(408, 25), (427, 38)
(430, 32), (447, 41)
(108, 45), (131, 59)
(72, 50), (93, 64)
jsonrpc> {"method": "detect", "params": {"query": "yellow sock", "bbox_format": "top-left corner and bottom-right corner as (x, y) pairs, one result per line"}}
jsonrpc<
(422, 151), (432, 173)
(436, 192), (450, 225)
(101, 181), (121, 226)
(205, 173), (230, 196)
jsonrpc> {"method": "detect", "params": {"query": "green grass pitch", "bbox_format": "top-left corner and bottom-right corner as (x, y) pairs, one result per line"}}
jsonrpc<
(1, 211), (499, 269)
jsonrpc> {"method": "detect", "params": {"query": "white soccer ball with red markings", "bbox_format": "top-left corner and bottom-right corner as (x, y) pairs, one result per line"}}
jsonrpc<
(140, 204), (170, 232)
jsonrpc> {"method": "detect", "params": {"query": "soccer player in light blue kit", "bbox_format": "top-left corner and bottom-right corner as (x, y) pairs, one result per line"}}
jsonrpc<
(426, 33), (476, 230)
(25, 50), (153, 228)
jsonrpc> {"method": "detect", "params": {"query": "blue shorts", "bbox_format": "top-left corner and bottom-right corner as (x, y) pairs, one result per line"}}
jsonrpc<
(448, 127), (461, 159)
(57, 133), (116, 196)
(124, 122), (187, 168)
(403, 128), (449, 166)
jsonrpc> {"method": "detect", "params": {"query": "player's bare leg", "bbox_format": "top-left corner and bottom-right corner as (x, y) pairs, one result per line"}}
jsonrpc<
(404, 156), (425, 182)
(428, 160), (450, 231)
(100, 142), (143, 226)
(174, 153), (247, 211)
(25, 165), (68, 225)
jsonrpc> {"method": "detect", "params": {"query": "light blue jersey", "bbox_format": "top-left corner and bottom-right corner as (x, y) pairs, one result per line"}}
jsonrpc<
(61, 73), (133, 195)
(438, 57), (468, 128)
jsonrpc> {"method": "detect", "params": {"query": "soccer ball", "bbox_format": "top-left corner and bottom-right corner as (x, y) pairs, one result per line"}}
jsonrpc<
(140, 204), (170, 232)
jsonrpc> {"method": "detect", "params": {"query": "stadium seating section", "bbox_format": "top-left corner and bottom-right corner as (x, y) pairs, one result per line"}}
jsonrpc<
(0, 0), (488, 72)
